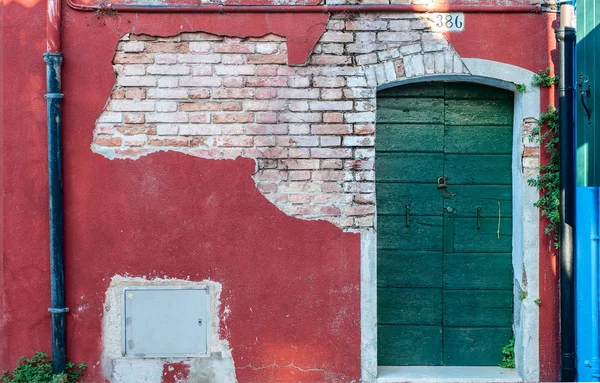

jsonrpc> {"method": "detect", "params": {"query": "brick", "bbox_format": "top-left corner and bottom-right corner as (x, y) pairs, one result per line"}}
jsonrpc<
(221, 102), (242, 111)
(313, 77), (346, 88)
(214, 43), (255, 53)
(311, 124), (352, 135)
(222, 54), (245, 65)
(278, 159), (320, 170)
(321, 43), (344, 55)
(188, 42), (212, 52)
(117, 76), (157, 87)
(123, 65), (146, 76)
(124, 113), (145, 124)
(113, 53), (154, 64)
(310, 55), (352, 65)
(179, 54), (222, 64)
(125, 88), (146, 99)
(290, 194), (311, 204)
(276, 88), (320, 99)
(217, 136), (254, 147)
(156, 101), (178, 112)
(189, 89), (211, 99)
(346, 20), (387, 30)
(288, 148), (310, 158)
(212, 113), (254, 124)
(279, 113), (322, 123)
(246, 77), (287, 87)
(147, 136), (189, 146)
(277, 136), (319, 147)
(256, 112), (278, 124)
(179, 102), (221, 112)
(258, 169), (288, 181)
(155, 54), (177, 64)
(245, 124), (288, 135)
(123, 135), (146, 147)
(146, 65), (189, 75)
(321, 159), (343, 169)
(312, 171), (346, 181)
(145, 112), (188, 123)
(94, 136), (122, 146)
(247, 55), (287, 64)
(214, 65), (256, 76)
(179, 77), (222, 87)
(256, 42), (280, 54)
(311, 148), (353, 158)
(345, 112), (376, 123)
(354, 124), (375, 135)
(110, 100), (154, 112)
(189, 113), (211, 123)
(243, 100), (287, 111)
(377, 32), (420, 42)
(254, 136), (277, 147)
(115, 125), (157, 135)
(343, 136), (375, 147)
(97, 112), (123, 123)
(321, 31), (354, 43)
(255, 89), (277, 99)
(223, 77), (245, 88)
(309, 101), (353, 111)
(321, 89), (344, 100)
(213, 89), (255, 99)
(178, 124), (220, 136)
(156, 124), (179, 135)
(323, 113), (344, 123)
(320, 136), (341, 146)
(147, 88), (189, 99)
(158, 77), (179, 88)
(122, 41), (145, 53)
(145, 42), (189, 53)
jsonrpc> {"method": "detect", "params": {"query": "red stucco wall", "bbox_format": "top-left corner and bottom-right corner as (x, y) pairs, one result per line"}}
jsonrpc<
(2, 2), (558, 381)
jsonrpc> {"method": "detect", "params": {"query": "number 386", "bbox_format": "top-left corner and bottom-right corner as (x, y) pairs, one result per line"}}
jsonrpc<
(435, 14), (463, 29)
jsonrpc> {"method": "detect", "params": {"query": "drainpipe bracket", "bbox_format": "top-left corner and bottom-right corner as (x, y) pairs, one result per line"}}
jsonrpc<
(48, 307), (69, 314)
(44, 93), (65, 99)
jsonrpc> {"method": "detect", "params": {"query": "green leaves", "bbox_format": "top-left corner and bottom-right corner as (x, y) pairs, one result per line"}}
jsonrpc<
(528, 106), (560, 248)
(1, 352), (86, 383)
(532, 68), (558, 87)
(499, 338), (515, 368)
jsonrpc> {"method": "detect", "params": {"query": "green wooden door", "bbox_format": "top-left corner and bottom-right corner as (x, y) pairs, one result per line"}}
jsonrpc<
(376, 82), (514, 366)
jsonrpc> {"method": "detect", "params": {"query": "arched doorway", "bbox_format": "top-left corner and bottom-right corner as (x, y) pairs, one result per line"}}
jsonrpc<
(375, 81), (514, 366)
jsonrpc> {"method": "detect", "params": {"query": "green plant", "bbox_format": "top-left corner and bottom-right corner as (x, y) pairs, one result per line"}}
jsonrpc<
(532, 68), (558, 87)
(1, 352), (86, 383)
(534, 298), (542, 306)
(518, 290), (528, 301)
(515, 83), (527, 93)
(499, 339), (515, 368)
(528, 106), (560, 247)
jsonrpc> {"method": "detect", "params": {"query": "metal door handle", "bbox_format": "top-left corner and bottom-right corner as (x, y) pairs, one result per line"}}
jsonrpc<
(405, 205), (410, 228)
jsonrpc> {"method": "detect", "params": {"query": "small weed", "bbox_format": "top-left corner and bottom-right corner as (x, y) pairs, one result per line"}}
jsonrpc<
(515, 83), (527, 93)
(532, 68), (558, 87)
(518, 290), (528, 301)
(1, 352), (86, 383)
(499, 339), (515, 368)
(534, 298), (542, 306)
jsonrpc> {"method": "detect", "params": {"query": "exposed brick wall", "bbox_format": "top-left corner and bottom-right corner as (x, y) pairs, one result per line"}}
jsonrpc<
(94, 14), (477, 231)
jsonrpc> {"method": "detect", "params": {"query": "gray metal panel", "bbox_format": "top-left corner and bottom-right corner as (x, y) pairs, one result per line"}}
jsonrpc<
(123, 286), (209, 357)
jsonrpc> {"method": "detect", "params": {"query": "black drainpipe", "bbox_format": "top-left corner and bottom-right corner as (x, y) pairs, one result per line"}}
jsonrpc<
(44, 51), (68, 374)
(556, 20), (576, 382)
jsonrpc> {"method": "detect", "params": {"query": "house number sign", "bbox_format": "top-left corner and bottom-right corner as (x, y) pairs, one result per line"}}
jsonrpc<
(427, 13), (465, 32)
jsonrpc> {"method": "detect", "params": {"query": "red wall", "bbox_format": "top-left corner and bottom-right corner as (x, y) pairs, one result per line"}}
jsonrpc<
(2, 2), (558, 381)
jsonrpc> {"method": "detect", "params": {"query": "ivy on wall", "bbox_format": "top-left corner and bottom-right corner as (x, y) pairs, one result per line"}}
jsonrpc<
(528, 68), (560, 247)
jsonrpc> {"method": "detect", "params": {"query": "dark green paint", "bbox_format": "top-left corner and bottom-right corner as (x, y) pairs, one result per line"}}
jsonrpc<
(443, 327), (513, 366)
(576, 0), (600, 186)
(378, 325), (443, 365)
(376, 82), (514, 366)
(443, 290), (513, 327)
(444, 253), (512, 289)
(378, 251), (442, 288)
(378, 288), (442, 325)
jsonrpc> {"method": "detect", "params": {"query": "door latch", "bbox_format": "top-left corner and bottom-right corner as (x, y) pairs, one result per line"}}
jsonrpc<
(437, 176), (448, 189)
(579, 73), (592, 125)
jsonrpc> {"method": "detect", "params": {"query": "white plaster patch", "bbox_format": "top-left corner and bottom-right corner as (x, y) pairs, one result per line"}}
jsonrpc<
(102, 275), (237, 383)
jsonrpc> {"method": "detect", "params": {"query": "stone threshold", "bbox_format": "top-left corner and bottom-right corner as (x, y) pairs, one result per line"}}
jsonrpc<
(377, 366), (523, 383)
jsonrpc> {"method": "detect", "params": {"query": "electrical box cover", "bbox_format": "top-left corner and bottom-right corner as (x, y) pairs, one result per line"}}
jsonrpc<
(123, 286), (209, 357)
